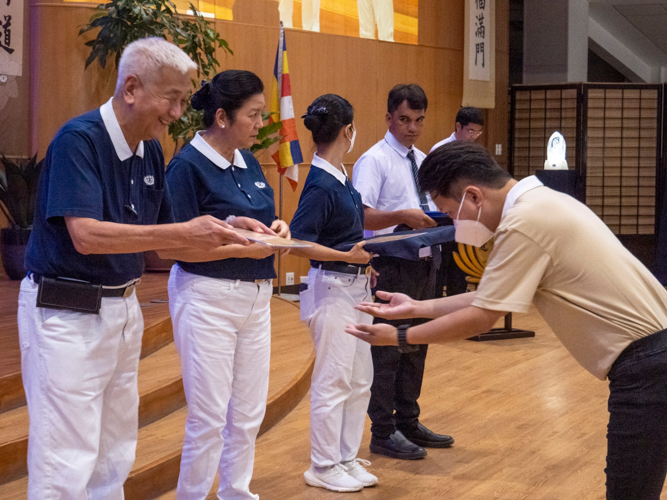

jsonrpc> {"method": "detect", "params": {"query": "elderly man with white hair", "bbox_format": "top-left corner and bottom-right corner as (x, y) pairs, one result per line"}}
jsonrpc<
(19, 37), (268, 499)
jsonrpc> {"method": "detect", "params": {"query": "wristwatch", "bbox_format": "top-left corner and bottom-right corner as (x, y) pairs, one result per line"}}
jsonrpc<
(397, 325), (415, 353)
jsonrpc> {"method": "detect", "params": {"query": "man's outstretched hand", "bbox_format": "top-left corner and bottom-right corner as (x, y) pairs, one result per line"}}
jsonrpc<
(355, 291), (416, 320)
(345, 323), (398, 346)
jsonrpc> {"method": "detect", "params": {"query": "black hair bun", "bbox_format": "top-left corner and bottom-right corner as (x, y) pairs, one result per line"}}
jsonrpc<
(303, 113), (322, 133)
(302, 105), (330, 132)
(191, 81), (211, 111)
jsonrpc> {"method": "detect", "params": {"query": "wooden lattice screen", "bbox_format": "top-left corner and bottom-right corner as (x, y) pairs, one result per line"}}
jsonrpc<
(509, 84), (581, 181)
(583, 85), (662, 235)
(509, 83), (664, 236)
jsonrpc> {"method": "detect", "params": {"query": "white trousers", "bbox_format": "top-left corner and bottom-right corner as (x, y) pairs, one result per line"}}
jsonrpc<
(300, 268), (373, 467)
(358, 0), (395, 41)
(18, 277), (144, 500)
(278, 0), (320, 31)
(168, 266), (272, 500)
(278, 0), (294, 28)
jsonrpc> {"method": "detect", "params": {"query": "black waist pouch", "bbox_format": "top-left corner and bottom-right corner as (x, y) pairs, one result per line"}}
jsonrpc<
(36, 277), (102, 314)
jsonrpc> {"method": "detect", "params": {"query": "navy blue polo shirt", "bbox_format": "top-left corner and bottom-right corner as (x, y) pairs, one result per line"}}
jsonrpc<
(165, 132), (277, 280)
(25, 99), (173, 286)
(290, 154), (365, 267)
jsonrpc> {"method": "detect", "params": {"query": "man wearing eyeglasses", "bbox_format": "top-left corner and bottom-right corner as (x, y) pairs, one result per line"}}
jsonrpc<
(430, 106), (486, 300)
(431, 106), (484, 152)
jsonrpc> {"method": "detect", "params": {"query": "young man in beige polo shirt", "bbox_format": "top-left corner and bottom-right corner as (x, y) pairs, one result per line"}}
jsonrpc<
(346, 141), (667, 500)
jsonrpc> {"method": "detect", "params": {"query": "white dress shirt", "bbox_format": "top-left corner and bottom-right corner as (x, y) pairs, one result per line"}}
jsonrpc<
(430, 132), (457, 153)
(353, 131), (437, 237)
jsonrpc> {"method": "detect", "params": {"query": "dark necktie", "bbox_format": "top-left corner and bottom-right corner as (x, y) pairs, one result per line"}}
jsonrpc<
(407, 150), (430, 212)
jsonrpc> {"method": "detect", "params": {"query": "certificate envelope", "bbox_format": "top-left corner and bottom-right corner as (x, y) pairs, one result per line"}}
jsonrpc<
(233, 229), (313, 248)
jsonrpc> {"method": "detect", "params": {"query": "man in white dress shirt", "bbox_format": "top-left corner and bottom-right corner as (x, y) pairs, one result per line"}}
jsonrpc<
(353, 84), (454, 460)
(431, 106), (485, 299)
(431, 106), (484, 153)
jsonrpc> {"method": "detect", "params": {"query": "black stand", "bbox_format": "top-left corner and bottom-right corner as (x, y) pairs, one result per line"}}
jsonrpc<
(468, 313), (535, 341)
(535, 169), (584, 202)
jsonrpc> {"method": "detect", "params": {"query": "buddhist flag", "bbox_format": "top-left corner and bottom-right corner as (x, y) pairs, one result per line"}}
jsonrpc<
(269, 22), (303, 190)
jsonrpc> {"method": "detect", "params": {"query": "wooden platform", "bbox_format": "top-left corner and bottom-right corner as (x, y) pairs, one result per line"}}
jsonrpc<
(0, 274), (314, 498)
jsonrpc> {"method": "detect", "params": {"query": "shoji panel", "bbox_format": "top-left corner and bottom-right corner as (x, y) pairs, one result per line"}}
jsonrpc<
(510, 85), (581, 180)
(583, 85), (662, 235)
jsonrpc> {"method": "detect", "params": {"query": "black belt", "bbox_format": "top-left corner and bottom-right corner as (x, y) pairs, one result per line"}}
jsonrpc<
(30, 273), (139, 298)
(314, 262), (370, 276)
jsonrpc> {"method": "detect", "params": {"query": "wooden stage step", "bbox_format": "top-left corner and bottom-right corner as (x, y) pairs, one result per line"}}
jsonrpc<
(0, 276), (174, 413)
(0, 275), (313, 499)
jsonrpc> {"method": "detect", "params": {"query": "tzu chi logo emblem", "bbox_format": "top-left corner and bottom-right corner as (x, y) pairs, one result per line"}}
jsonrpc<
(144, 175), (155, 186)
(255, 181), (266, 189)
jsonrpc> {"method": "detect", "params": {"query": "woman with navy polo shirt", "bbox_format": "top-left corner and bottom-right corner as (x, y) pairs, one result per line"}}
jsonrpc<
(289, 94), (377, 493)
(160, 70), (289, 500)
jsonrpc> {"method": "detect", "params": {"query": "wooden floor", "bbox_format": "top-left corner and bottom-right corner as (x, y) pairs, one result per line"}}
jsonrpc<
(243, 310), (664, 500)
(3, 275), (667, 498)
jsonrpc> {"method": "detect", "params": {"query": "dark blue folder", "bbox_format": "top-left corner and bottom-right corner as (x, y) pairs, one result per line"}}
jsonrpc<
(336, 226), (456, 261)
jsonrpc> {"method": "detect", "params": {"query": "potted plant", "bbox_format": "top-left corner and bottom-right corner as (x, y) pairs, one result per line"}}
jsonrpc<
(0, 155), (42, 280)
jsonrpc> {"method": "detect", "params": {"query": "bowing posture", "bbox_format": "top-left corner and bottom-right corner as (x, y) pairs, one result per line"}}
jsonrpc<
(289, 94), (377, 493)
(160, 70), (289, 500)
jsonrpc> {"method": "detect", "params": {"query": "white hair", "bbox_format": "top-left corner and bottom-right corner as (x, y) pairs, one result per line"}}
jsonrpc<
(115, 37), (198, 93)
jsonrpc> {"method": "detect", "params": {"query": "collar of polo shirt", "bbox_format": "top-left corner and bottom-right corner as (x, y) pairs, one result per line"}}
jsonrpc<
(501, 175), (544, 220)
(311, 153), (348, 185)
(384, 130), (413, 158)
(190, 131), (248, 170)
(100, 98), (145, 161)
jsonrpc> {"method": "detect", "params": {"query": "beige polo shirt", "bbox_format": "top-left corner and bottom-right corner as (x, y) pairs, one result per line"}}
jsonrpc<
(472, 176), (667, 380)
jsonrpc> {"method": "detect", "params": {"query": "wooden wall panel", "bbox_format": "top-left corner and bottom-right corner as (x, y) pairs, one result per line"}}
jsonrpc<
(483, 0), (510, 169)
(418, 0), (464, 50)
(31, 2), (117, 157)
(26, 0), (510, 285)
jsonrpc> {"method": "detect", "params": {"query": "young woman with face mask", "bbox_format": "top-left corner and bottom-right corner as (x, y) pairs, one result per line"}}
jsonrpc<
(288, 94), (378, 493)
(160, 70), (289, 500)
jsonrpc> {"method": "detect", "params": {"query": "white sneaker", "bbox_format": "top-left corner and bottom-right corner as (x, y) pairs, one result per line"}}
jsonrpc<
(341, 458), (379, 487)
(304, 463), (364, 492)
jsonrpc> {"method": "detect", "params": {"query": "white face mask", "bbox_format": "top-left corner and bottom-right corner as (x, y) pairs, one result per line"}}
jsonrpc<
(454, 191), (495, 247)
(347, 127), (356, 154)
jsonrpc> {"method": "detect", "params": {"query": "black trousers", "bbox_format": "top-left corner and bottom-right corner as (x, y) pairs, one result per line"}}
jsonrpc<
(434, 240), (469, 299)
(606, 327), (667, 499)
(367, 256), (436, 438)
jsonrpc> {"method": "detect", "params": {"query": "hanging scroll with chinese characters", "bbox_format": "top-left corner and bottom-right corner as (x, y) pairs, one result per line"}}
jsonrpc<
(0, 0), (23, 77)
(463, 0), (495, 109)
(468, 0), (489, 81)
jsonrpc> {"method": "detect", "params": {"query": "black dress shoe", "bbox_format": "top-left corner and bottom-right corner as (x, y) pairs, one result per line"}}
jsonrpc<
(398, 422), (454, 448)
(369, 430), (427, 460)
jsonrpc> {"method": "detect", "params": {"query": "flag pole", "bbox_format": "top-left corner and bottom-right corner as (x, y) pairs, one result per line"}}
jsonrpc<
(276, 21), (284, 297)
(277, 174), (283, 296)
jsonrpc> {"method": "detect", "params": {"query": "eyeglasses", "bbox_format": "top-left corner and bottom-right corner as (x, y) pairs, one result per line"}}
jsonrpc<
(463, 127), (483, 137)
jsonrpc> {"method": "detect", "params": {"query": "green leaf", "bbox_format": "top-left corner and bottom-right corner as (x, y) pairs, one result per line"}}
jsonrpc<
(80, 0), (236, 147)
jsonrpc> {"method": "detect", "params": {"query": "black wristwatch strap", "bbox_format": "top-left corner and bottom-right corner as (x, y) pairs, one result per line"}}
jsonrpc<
(397, 324), (410, 352)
